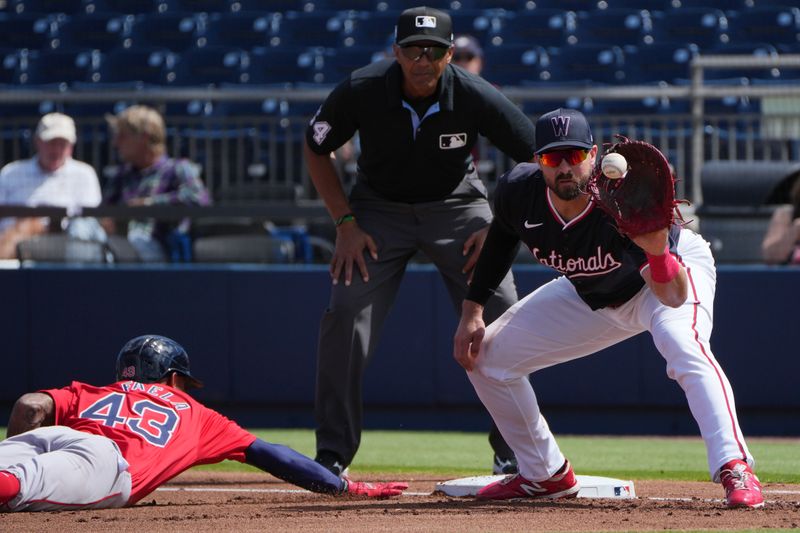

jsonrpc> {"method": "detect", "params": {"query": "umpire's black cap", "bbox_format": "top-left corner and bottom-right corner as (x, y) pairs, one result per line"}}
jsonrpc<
(395, 6), (453, 47)
(535, 108), (594, 154)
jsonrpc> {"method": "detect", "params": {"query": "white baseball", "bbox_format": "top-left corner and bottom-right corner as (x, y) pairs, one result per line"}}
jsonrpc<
(602, 152), (628, 179)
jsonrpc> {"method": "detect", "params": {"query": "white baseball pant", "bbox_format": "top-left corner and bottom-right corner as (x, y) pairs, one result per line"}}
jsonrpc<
(468, 230), (753, 483)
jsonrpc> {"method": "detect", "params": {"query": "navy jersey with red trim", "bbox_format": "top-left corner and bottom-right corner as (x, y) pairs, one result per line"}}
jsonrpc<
(475, 163), (680, 310)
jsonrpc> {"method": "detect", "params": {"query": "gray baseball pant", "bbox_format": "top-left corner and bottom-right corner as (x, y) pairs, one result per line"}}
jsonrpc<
(314, 176), (518, 466)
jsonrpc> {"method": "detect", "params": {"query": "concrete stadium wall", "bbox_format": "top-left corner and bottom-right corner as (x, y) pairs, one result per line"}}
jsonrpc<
(1, 265), (797, 436)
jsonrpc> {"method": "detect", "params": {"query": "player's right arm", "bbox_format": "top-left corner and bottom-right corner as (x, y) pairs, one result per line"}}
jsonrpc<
(454, 221), (520, 371)
(303, 140), (377, 286)
(6, 392), (55, 437)
(454, 299), (486, 372)
(304, 79), (377, 287)
(454, 172), (524, 370)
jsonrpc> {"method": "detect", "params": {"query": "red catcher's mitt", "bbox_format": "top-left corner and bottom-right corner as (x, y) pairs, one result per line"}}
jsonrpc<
(586, 136), (684, 238)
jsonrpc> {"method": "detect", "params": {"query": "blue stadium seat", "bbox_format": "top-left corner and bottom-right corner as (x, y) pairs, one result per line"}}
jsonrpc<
(204, 11), (275, 49)
(726, 6), (800, 48)
(375, 0), (499, 10)
(449, 10), (494, 44)
(0, 13), (60, 50)
(93, 0), (168, 15)
(517, 0), (602, 10)
(245, 46), (322, 86)
(674, 76), (755, 114)
(317, 46), (381, 85)
(271, 11), (348, 48)
(545, 44), (627, 85)
(169, 45), (248, 86)
(650, 7), (729, 48)
(16, 48), (101, 86)
(340, 11), (396, 49)
(751, 0), (800, 6)
(128, 11), (205, 51)
(603, 0), (672, 11)
(624, 42), (698, 84)
(10, 0), (91, 15)
(668, 0), (748, 13)
(0, 48), (23, 84)
(94, 46), (175, 84)
(166, 0), (234, 13)
(575, 82), (677, 115)
(54, 12), (133, 51)
(573, 9), (653, 46)
(230, 0), (305, 14)
(777, 42), (800, 54)
(702, 43), (786, 82)
(489, 9), (577, 47)
(310, 0), (386, 11)
(209, 95), (291, 117)
(482, 44), (549, 86)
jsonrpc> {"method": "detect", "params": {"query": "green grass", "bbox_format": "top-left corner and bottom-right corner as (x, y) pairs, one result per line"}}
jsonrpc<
(195, 429), (800, 484)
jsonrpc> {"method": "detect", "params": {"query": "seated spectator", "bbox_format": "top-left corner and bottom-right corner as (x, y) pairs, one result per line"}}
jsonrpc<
(452, 34), (484, 76)
(452, 35), (491, 177)
(103, 105), (210, 262)
(0, 113), (101, 259)
(762, 177), (800, 265)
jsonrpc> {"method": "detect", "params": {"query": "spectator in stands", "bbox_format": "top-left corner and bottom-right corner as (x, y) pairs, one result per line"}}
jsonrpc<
(103, 105), (210, 262)
(452, 34), (488, 172)
(762, 177), (800, 265)
(452, 34), (484, 75)
(0, 113), (102, 259)
(304, 6), (536, 478)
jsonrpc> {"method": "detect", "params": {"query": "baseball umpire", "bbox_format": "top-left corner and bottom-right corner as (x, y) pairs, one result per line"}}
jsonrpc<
(0, 335), (406, 511)
(304, 6), (537, 476)
(453, 108), (764, 508)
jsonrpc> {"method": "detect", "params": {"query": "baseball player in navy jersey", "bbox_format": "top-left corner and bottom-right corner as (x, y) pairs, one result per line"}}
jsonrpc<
(453, 108), (764, 508)
(0, 335), (406, 512)
(305, 6), (536, 477)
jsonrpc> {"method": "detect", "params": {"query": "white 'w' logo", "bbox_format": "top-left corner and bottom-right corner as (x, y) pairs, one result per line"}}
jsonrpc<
(550, 116), (570, 137)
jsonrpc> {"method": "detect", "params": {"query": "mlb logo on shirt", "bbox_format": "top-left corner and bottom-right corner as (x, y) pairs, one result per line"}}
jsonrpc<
(440, 133), (467, 149)
(416, 16), (437, 28)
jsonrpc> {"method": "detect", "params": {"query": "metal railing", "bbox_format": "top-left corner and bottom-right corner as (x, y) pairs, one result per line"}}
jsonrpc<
(0, 55), (797, 209)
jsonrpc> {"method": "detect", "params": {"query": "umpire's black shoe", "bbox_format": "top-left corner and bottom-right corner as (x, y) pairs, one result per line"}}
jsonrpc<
(315, 450), (349, 478)
(492, 454), (519, 475)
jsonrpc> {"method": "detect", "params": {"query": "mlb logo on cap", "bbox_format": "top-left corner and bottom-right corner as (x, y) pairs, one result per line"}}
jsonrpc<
(416, 16), (437, 29)
(396, 6), (453, 47)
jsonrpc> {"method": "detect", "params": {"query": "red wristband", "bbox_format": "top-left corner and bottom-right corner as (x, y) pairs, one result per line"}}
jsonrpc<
(645, 246), (681, 283)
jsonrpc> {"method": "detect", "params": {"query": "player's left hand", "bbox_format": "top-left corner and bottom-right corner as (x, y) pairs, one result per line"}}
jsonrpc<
(345, 477), (408, 498)
(462, 226), (489, 282)
(631, 227), (669, 256)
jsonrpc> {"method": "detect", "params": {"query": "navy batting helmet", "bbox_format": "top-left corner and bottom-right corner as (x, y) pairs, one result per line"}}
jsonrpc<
(115, 334), (203, 388)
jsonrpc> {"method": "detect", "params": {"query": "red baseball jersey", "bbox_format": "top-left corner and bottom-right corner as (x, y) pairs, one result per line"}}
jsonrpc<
(45, 381), (257, 503)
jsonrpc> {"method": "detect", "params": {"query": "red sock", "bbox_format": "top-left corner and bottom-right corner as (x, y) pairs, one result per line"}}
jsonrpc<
(0, 471), (20, 505)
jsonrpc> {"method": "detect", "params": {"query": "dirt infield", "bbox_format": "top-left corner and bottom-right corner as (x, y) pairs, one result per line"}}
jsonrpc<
(1, 471), (798, 532)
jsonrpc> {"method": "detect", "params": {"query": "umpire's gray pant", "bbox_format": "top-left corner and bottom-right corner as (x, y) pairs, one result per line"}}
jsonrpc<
(314, 175), (518, 466)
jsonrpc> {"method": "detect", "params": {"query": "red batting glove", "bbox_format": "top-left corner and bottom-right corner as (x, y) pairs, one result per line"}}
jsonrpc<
(344, 476), (408, 498)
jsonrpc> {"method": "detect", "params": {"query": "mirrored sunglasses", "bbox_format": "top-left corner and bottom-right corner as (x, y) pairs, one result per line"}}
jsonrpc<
(539, 149), (590, 168)
(400, 45), (449, 62)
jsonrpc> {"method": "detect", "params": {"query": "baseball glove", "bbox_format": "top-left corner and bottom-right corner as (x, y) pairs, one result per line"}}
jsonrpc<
(586, 136), (685, 237)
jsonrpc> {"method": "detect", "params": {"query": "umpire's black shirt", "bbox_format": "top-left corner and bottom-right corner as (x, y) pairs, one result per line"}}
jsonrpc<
(306, 59), (536, 203)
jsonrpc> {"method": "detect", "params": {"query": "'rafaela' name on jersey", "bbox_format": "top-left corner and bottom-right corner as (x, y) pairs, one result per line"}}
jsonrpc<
(532, 246), (622, 278)
(120, 381), (191, 410)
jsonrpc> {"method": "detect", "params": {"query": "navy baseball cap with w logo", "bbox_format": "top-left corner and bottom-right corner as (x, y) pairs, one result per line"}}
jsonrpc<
(535, 108), (594, 154)
(395, 6), (453, 47)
